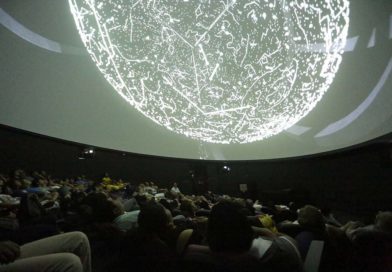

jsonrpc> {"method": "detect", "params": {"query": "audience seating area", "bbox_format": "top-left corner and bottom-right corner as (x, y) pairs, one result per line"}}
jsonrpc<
(0, 169), (391, 272)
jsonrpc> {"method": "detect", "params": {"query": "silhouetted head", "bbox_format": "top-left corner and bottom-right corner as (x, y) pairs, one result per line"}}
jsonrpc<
(207, 200), (253, 254)
(375, 211), (392, 234)
(138, 200), (171, 235)
(297, 205), (325, 232)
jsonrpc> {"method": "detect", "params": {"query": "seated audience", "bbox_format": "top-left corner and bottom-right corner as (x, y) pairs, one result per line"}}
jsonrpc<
(115, 200), (176, 272)
(170, 182), (181, 194)
(0, 168), (391, 272)
(182, 199), (300, 272)
(344, 211), (392, 272)
(0, 231), (91, 272)
(295, 205), (351, 272)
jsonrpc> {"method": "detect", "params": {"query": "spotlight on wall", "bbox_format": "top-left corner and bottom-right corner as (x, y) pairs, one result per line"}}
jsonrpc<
(222, 165), (231, 173)
(78, 147), (95, 159)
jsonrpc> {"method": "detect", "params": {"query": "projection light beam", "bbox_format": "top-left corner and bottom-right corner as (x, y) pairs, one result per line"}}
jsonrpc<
(390, 14), (392, 39)
(69, 0), (349, 144)
(315, 57), (392, 138)
(0, 8), (85, 55)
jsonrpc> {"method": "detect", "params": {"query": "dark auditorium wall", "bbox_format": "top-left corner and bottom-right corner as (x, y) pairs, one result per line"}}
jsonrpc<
(0, 126), (193, 189)
(1, 125), (391, 217)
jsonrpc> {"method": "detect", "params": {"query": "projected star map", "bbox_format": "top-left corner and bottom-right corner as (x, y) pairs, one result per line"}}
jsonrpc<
(69, 0), (349, 144)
